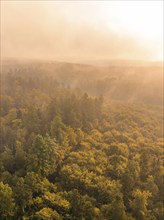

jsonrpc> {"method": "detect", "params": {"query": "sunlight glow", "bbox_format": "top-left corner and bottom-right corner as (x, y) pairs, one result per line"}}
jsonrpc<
(98, 1), (163, 60)
(2, 0), (163, 61)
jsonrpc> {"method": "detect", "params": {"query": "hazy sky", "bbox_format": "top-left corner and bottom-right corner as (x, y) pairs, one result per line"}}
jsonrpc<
(1, 0), (163, 61)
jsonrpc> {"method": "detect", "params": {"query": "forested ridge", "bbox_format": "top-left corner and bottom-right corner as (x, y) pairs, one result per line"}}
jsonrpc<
(0, 61), (163, 220)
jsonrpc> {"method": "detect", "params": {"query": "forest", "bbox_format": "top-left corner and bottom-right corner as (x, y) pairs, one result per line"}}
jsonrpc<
(0, 60), (163, 220)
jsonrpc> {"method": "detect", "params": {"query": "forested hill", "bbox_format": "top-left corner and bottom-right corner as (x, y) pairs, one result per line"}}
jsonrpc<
(2, 59), (163, 106)
(0, 60), (163, 220)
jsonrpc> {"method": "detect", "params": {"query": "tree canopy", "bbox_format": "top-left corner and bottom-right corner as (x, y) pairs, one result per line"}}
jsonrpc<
(0, 62), (163, 219)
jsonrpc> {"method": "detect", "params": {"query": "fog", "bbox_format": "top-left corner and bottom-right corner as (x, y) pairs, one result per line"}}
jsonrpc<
(1, 1), (163, 62)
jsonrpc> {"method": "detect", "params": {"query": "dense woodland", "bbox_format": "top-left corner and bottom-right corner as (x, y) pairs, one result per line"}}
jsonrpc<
(0, 60), (163, 220)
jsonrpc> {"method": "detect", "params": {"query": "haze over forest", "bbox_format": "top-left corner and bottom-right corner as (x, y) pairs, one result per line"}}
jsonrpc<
(1, 0), (163, 62)
(0, 1), (164, 220)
